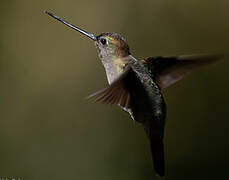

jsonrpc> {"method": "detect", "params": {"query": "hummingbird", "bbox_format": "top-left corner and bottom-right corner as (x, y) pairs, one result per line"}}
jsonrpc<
(45, 11), (222, 178)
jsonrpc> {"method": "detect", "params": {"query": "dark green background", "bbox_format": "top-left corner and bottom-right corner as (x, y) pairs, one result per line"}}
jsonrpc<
(0, 0), (228, 179)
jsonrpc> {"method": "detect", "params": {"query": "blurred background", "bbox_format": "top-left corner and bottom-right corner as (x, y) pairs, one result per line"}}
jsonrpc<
(0, 0), (229, 179)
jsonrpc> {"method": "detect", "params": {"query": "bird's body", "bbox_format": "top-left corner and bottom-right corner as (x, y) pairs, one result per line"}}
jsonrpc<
(45, 11), (223, 178)
(92, 33), (167, 176)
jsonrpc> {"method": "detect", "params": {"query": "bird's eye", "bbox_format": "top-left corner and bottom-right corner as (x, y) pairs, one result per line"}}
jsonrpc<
(100, 38), (107, 45)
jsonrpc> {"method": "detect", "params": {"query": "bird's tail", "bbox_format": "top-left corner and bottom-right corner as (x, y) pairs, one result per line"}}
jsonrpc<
(144, 126), (165, 178)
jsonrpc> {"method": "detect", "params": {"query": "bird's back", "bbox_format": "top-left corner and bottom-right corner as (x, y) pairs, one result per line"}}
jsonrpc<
(127, 59), (166, 177)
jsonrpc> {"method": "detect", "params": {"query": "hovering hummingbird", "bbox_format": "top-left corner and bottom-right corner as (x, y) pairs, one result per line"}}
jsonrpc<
(45, 11), (222, 177)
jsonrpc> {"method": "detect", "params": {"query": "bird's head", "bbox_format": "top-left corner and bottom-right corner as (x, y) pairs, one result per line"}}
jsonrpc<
(45, 11), (132, 83)
(95, 33), (130, 59)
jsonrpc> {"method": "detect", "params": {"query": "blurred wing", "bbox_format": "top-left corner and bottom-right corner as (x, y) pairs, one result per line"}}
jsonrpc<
(87, 67), (134, 109)
(144, 54), (223, 89)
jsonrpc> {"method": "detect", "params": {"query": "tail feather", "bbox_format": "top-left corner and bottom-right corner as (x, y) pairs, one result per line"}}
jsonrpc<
(149, 137), (165, 178)
(144, 126), (165, 178)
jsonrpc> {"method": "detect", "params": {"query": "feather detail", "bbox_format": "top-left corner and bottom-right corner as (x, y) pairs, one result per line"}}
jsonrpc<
(87, 67), (131, 109)
(144, 54), (223, 89)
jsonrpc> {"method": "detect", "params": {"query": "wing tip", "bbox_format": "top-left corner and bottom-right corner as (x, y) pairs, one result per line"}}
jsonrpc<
(178, 53), (224, 62)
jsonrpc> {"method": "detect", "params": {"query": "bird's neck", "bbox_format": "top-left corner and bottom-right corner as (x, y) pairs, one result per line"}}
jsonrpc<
(101, 55), (129, 84)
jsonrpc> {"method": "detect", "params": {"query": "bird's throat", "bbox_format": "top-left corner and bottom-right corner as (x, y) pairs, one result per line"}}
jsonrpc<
(102, 56), (128, 84)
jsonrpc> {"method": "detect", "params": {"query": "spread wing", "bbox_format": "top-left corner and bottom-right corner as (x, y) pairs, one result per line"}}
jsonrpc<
(143, 54), (223, 89)
(87, 67), (133, 109)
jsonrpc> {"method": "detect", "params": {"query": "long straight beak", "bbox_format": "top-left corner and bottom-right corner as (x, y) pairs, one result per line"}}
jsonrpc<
(45, 11), (97, 41)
